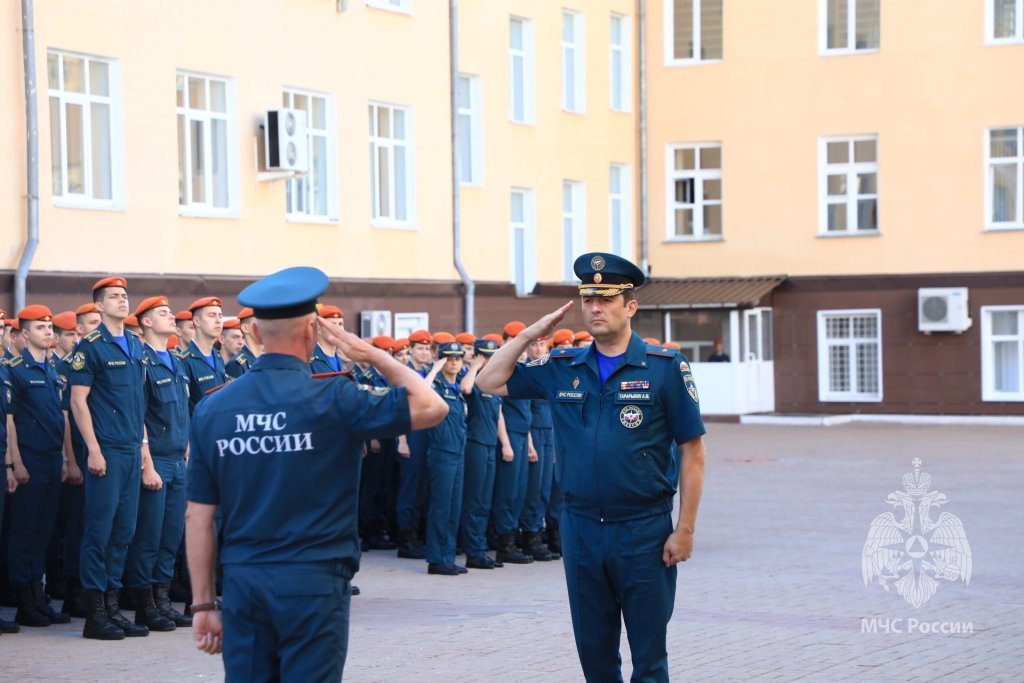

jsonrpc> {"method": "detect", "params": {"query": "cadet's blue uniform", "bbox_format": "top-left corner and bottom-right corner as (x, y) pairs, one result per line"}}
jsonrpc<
(352, 363), (396, 542)
(180, 339), (227, 414)
(424, 359), (467, 569)
(506, 332), (705, 682)
(0, 359), (9, 535)
(490, 383), (531, 535)
(522, 397), (555, 533)
(189, 353), (411, 681)
(5, 349), (65, 589)
(396, 362), (430, 539)
(460, 381), (501, 559)
(125, 343), (190, 589)
(309, 342), (345, 374)
(69, 323), (147, 593)
(54, 350), (87, 589)
(224, 344), (256, 379)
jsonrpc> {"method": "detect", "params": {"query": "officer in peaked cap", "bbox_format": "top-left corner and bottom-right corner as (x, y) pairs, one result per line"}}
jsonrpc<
(476, 252), (708, 682)
(180, 297), (227, 414)
(186, 266), (446, 681)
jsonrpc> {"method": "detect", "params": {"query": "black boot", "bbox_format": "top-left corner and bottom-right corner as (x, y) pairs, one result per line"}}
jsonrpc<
(131, 586), (175, 632)
(104, 589), (148, 637)
(153, 583), (192, 627)
(396, 529), (425, 559)
(495, 533), (533, 564)
(546, 521), (562, 555)
(33, 581), (70, 623)
(82, 589), (124, 640)
(366, 521), (398, 550)
(524, 531), (557, 561)
(14, 584), (50, 627)
(62, 578), (88, 618)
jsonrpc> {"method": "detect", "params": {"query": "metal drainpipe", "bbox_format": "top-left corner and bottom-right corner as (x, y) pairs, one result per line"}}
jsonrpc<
(449, 0), (474, 332)
(638, 0), (649, 277)
(16, 0), (39, 312)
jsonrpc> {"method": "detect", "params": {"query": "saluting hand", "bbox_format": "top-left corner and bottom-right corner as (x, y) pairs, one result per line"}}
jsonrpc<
(316, 318), (375, 364)
(662, 528), (694, 567)
(194, 610), (223, 655)
(523, 301), (575, 341)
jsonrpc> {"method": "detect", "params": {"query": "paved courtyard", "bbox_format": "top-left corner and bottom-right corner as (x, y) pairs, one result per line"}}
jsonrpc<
(2, 423), (1022, 682)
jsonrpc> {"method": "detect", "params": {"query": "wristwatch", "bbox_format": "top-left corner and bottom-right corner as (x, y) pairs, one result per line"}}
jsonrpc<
(4, 464), (13, 470)
(190, 599), (222, 613)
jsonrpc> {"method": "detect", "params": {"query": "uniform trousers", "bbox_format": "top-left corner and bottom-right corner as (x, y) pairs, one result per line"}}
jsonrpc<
(521, 426), (554, 533)
(222, 561), (351, 683)
(125, 453), (187, 587)
(359, 438), (396, 535)
(396, 430), (429, 533)
(79, 447), (141, 592)
(490, 430), (529, 535)
(460, 439), (496, 558)
(6, 449), (62, 586)
(561, 510), (677, 683)
(424, 448), (464, 565)
(61, 447), (87, 581)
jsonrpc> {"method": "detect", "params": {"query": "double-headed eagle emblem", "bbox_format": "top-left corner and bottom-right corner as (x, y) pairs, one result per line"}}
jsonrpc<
(862, 458), (971, 608)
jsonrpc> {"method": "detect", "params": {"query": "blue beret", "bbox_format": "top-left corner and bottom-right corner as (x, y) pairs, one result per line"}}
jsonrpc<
(474, 338), (500, 356)
(238, 266), (329, 320)
(437, 341), (465, 358)
(573, 252), (646, 297)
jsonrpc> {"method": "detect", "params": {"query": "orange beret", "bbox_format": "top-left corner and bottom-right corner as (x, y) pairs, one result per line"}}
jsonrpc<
(552, 328), (574, 345)
(371, 335), (395, 351)
(664, 341), (681, 350)
(52, 311), (77, 331)
(133, 296), (171, 319)
(92, 276), (127, 292)
(75, 303), (99, 316)
(432, 332), (455, 344)
(318, 305), (343, 319)
(483, 333), (503, 346)
(573, 330), (593, 342)
(643, 337), (661, 346)
(124, 315), (140, 328)
(455, 332), (476, 345)
(18, 304), (53, 322)
(392, 337), (409, 351)
(237, 307), (254, 320)
(167, 334), (179, 350)
(8, 319), (19, 331)
(222, 319), (241, 330)
(408, 329), (432, 345)
(175, 310), (193, 322)
(503, 321), (526, 337)
(188, 296), (223, 312)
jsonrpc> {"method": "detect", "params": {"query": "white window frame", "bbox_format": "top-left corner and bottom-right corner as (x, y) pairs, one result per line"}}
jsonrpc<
(609, 164), (633, 261)
(819, 0), (881, 56)
(47, 50), (125, 211)
(818, 134), (880, 236)
(394, 312), (428, 339)
(664, 0), (724, 66)
(283, 87), (338, 224)
(981, 305), (1024, 401)
(561, 10), (586, 114)
(985, 127), (1024, 230)
(510, 188), (537, 297)
(366, 0), (411, 15)
(369, 101), (415, 230)
(562, 180), (586, 282)
(509, 16), (536, 125)
(985, 0), (1024, 44)
(610, 13), (631, 112)
(816, 308), (883, 402)
(456, 74), (483, 186)
(665, 142), (723, 241)
(176, 71), (240, 218)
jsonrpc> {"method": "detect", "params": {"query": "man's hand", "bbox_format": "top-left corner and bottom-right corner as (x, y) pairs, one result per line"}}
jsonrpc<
(523, 301), (575, 342)
(193, 610), (223, 654)
(87, 449), (107, 477)
(368, 439), (382, 454)
(527, 443), (538, 463)
(470, 354), (486, 370)
(142, 465), (163, 491)
(397, 435), (410, 459)
(431, 358), (447, 373)
(12, 461), (29, 486)
(662, 528), (694, 567)
(316, 318), (377, 365)
(66, 459), (84, 486)
(501, 444), (514, 462)
(6, 469), (16, 494)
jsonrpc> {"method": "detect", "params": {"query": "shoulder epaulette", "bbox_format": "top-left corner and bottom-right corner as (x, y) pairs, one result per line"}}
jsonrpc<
(204, 382), (229, 396)
(646, 345), (676, 358)
(312, 371), (353, 381)
(84, 330), (101, 343)
(9, 357), (24, 367)
(551, 347), (581, 359)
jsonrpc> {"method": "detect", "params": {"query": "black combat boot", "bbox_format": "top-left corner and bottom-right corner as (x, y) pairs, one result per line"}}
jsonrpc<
(33, 581), (70, 623)
(104, 589), (149, 637)
(396, 529), (425, 559)
(495, 533), (533, 564)
(546, 520), (562, 556)
(131, 586), (175, 632)
(62, 578), (88, 618)
(14, 584), (50, 627)
(153, 583), (192, 627)
(82, 589), (124, 640)
(524, 531), (556, 562)
(365, 521), (398, 550)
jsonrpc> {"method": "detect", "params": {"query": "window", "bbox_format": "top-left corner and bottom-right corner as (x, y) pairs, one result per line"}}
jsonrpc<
(667, 143), (722, 240)
(665, 0), (723, 65)
(562, 181), (586, 281)
(283, 89), (337, 222)
(509, 17), (535, 124)
(987, 0), (1024, 43)
(369, 102), (413, 227)
(609, 164), (633, 260)
(47, 51), (122, 208)
(821, 0), (880, 54)
(982, 307), (1024, 401)
(510, 189), (537, 296)
(987, 127), (1024, 229)
(561, 11), (585, 113)
(819, 136), (878, 234)
(176, 71), (237, 215)
(817, 309), (882, 402)
(610, 14), (631, 111)
(366, 0), (411, 13)
(456, 75), (483, 185)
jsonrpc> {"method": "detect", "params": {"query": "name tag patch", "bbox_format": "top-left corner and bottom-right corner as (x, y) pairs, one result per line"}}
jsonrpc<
(106, 360), (127, 367)
(616, 391), (651, 404)
(556, 390), (585, 402)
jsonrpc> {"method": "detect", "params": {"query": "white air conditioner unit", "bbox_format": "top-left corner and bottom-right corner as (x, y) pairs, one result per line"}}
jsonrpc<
(918, 287), (972, 334)
(263, 108), (308, 172)
(360, 310), (392, 338)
